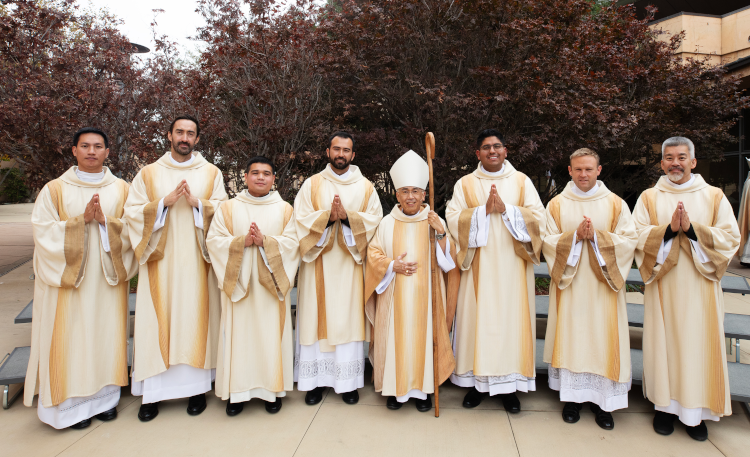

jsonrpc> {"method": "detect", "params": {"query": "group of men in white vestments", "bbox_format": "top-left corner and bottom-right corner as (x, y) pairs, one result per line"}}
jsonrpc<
(25, 118), (740, 442)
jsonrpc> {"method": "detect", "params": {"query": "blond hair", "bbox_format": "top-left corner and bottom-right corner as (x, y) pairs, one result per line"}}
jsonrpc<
(570, 148), (600, 165)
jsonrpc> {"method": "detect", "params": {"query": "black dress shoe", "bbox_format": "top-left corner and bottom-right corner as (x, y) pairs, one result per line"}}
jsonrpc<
(342, 390), (359, 405)
(562, 402), (582, 423)
(590, 403), (614, 430)
(415, 395), (432, 413)
(69, 418), (91, 429)
(138, 402), (159, 422)
(500, 393), (521, 414)
(305, 387), (325, 405)
(96, 407), (118, 422)
(653, 411), (676, 435)
(686, 421), (708, 441)
(226, 401), (244, 417)
(187, 393), (207, 416)
(387, 396), (403, 410)
(462, 388), (485, 408)
(265, 398), (282, 414)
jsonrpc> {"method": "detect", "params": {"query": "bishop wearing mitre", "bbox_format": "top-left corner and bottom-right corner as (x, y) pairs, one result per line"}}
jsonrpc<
(25, 127), (138, 429)
(364, 151), (458, 412)
(633, 137), (740, 441)
(125, 116), (228, 421)
(207, 156), (299, 416)
(542, 148), (637, 430)
(446, 129), (546, 413)
(294, 132), (383, 406)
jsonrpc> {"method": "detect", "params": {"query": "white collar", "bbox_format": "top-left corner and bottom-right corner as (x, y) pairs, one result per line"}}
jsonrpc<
(74, 168), (105, 183)
(571, 182), (599, 197)
(331, 168), (351, 180)
(666, 173), (695, 189)
(480, 162), (505, 176)
(169, 153), (195, 166)
(244, 189), (271, 200)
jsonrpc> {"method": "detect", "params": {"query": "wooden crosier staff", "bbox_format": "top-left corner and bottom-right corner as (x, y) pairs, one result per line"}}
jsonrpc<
(426, 132), (440, 418)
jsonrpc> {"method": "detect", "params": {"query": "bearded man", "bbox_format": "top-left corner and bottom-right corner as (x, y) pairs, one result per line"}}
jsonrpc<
(125, 115), (228, 421)
(633, 136), (740, 441)
(294, 132), (383, 405)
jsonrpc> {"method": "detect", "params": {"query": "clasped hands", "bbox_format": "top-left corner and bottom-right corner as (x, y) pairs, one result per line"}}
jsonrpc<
(576, 216), (594, 241)
(393, 210), (444, 277)
(83, 194), (106, 225)
(670, 202), (691, 233)
(486, 185), (506, 215)
(328, 194), (348, 223)
(163, 180), (200, 208)
(244, 222), (264, 247)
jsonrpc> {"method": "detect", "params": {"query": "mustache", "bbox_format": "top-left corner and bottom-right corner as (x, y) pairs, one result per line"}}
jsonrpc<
(668, 165), (684, 172)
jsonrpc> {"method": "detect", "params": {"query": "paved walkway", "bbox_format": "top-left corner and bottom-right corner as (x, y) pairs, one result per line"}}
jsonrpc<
(0, 203), (34, 276)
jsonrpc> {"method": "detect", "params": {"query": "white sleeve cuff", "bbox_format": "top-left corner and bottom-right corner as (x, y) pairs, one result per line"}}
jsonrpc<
(566, 232), (582, 266)
(589, 231), (606, 267)
(99, 216), (110, 253)
(193, 200), (204, 229)
(376, 261), (396, 294)
(656, 238), (673, 265)
(315, 227), (330, 247)
(689, 239), (709, 263)
(436, 236), (456, 272)
(258, 246), (272, 273)
(342, 224), (356, 247)
(468, 205), (489, 248)
(502, 205), (531, 243)
(153, 198), (169, 231)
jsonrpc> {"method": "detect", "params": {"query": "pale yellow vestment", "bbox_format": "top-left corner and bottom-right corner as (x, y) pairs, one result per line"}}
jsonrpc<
(542, 181), (636, 383)
(294, 165), (382, 351)
(446, 161), (545, 379)
(364, 205), (459, 397)
(125, 152), (227, 382)
(633, 174), (739, 417)
(207, 191), (299, 400)
(25, 167), (138, 408)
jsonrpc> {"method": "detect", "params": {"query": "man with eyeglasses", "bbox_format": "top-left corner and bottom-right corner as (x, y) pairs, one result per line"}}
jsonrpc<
(364, 150), (458, 412)
(294, 131), (383, 406)
(446, 129), (546, 413)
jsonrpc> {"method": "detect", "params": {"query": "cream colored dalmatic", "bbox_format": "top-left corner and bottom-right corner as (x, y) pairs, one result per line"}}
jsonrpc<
(542, 181), (637, 411)
(633, 174), (739, 425)
(25, 167), (138, 428)
(446, 161), (545, 393)
(125, 152), (227, 402)
(293, 164), (382, 392)
(207, 191), (299, 403)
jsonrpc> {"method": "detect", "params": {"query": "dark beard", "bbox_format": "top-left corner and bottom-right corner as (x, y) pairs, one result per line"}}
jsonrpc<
(330, 157), (351, 170)
(174, 142), (194, 156)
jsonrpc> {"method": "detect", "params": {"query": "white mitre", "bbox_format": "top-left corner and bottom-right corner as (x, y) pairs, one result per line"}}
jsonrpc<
(390, 150), (429, 190)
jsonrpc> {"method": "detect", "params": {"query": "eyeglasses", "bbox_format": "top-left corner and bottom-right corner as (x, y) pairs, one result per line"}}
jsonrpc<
(397, 189), (424, 197)
(480, 143), (505, 152)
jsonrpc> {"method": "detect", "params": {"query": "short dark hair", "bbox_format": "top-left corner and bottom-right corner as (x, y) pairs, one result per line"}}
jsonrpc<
(328, 131), (355, 150)
(73, 127), (109, 149)
(245, 156), (275, 174)
(169, 115), (201, 137)
(476, 129), (504, 149)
